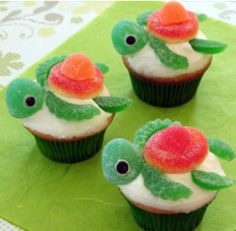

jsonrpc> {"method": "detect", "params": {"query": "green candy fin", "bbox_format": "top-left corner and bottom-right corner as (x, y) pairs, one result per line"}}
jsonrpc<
(36, 55), (67, 87)
(95, 63), (109, 74)
(93, 96), (132, 113)
(197, 13), (208, 22)
(137, 11), (154, 25)
(149, 36), (189, 70)
(142, 164), (192, 201)
(46, 91), (100, 121)
(134, 119), (181, 149)
(192, 170), (235, 190)
(208, 137), (235, 161)
(189, 39), (227, 54)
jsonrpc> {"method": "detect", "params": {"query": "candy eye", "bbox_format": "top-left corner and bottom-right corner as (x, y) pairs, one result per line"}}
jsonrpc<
(25, 96), (36, 107)
(6, 78), (44, 118)
(125, 35), (136, 45)
(102, 138), (144, 185)
(111, 20), (149, 55)
(116, 160), (129, 174)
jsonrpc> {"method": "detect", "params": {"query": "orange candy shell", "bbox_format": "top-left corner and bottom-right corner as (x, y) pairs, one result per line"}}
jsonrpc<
(147, 11), (199, 43)
(48, 63), (103, 99)
(144, 126), (208, 173)
(61, 53), (96, 81)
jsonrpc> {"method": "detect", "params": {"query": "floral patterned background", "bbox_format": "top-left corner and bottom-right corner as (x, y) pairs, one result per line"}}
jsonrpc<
(0, 1), (235, 230)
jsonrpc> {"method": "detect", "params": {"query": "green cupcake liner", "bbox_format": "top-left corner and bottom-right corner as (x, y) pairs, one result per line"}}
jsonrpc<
(33, 130), (106, 163)
(127, 200), (208, 231)
(129, 72), (203, 107)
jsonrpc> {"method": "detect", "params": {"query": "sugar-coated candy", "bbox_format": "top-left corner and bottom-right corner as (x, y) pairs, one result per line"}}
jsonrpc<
(149, 36), (189, 69)
(208, 137), (235, 161)
(95, 63), (109, 74)
(144, 126), (208, 173)
(36, 55), (67, 87)
(192, 170), (235, 190)
(136, 11), (153, 26)
(102, 139), (144, 185)
(134, 119), (180, 149)
(189, 38), (227, 54)
(112, 20), (149, 55)
(142, 164), (192, 200)
(6, 78), (44, 118)
(61, 53), (95, 80)
(46, 91), (100, 121)
(93, 96), (132, 113)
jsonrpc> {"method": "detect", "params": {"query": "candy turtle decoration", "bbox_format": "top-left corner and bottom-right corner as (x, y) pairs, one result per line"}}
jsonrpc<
(102, 119), (235, 201)
(111, 1), (227, 70)
(6, 53), (132, 121)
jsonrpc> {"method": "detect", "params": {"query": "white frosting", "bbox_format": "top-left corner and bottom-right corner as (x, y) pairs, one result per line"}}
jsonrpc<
(126, 31), (211, 78)
(21, 87), (113, 139)
(119, 152), (225, 213)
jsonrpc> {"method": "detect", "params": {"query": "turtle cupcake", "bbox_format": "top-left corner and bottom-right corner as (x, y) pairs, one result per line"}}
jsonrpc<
(5, 53), (132, 163)
(102, 119), (235, 231)
(111, 1), (227, 107)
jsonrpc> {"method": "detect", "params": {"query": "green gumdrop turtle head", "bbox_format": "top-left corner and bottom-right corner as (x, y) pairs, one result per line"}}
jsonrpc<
(111, 20), (149, 56)
(6, 78), (45, 119)
(102, 138), (144, 185)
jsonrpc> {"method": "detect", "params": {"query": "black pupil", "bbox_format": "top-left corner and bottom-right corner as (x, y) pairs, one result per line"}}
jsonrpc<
(25, 96), (36, 107)
(126, 35), (136, 45)
(116, 161), (129, 174)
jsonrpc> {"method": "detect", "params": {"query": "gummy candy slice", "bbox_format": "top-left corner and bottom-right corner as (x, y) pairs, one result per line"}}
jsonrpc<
(46, 91), (100, 121)
(147, 10), (198, 43)
(197, 13), (208, 22)
(112, 20), (149, 55)
(6, 78), (44, 118)
(136, 11), (154, 25)
(149, 36), (189, 70)
(142, 164), (192, 201)
(95, 63), (109, 74)
(102, 138), (144, 185)
(208, 137), (235, 161)
(134, 119), (181, 149)
(93, 96), (132, 113)
(189, 39), (227, 54)
(61, 53), (96, 80)
(192, 170), (235, 190)
(36, 55), (67, 87)
(144, 126), (208, 173)
(159, 1), (188, 25)
(48, 63), (103, 99)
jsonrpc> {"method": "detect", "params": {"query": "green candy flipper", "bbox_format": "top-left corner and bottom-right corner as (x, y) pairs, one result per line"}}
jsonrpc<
(192, 170), (235, 190)
(36, 55), (67, 87)
(142, 164), (192, 201)
(136, 11), (154, 25)
(149, 36), (189, 70)
(134, 119), (181, 149)
(95, 63), (109, 74)
(208, 137), (235, 161)
(93, 96), (132, 113)
(189, 39), (227, 54)
(46, 91), (100, 121)
(197, 13), (208, 22)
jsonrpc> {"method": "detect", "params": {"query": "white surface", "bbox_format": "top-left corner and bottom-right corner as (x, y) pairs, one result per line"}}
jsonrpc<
(119, 152), (225, 213)
(127, 31), (211, 78)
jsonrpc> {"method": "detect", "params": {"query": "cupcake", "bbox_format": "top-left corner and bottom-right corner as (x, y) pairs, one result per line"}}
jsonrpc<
(5, 53), (132, 163)
(111, 1), (227, 107)
(102, 119), (235, 231)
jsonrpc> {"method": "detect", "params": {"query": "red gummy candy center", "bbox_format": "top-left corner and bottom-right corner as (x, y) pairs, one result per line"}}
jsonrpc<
(158, 125), (191, 155)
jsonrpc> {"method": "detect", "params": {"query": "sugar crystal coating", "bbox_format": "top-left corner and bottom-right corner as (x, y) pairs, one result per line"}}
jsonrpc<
(6, 78), (44, 118)
(102, 139), (144, 185)
(144, 126), (208, 173)
(112, 20), (149, 55)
